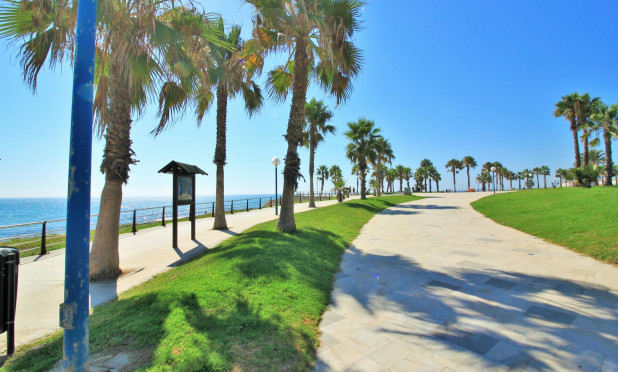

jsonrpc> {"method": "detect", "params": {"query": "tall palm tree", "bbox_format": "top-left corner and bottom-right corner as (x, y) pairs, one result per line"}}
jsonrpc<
(403, 167), (413, 189)
(540, 166), (551, 188)
(394, 165), (406, 192)
(385, 168), (397, 193)
(445, 159), (464, 192)
(302, 98), (334, 207)
(155, 19), (263, 230)
(532, 167), (542, 189)
(575, 93), (601, 166)
(247, 0), (364, 233)
(476, 172), (491, 192)
(345, 118), (380, 200)
(554, 93), (582, 168)
(462, 156), (477, 191)
(590, 102), (618, 185)
(0, 0), (219, 279)
(316, 165), (329, 195)
(430, 167), (441, 192)
(372, 137), (394, 196)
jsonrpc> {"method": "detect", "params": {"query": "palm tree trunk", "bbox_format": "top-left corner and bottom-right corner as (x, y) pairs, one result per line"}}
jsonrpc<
(376, 159), (382, 196)
(572, 126), (581, 168)
(320, 178), (324, 195)
(308, 144), (316, 207)
(536, 174), (540, 189)
(360, 165), (367, 199)
(277, 37), (309, 233)
(90, 63), (133, 281)
(603, 129), (614, 186)
(399, 179), (403, 192)
(452, 170), (456, 192)
(435, 180), (439, 192)
(543, 175), (547, 188)
(583, 129), (590, 166)
(213, 83), (228, 229)
(466, 166), (470, 190)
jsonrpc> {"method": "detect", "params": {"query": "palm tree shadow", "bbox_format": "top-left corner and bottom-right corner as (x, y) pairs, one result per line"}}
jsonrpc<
(324, 246), (618, 370)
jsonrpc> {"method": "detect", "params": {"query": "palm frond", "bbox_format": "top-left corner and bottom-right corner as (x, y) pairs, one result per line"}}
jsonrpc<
(153, 81), (188, 135)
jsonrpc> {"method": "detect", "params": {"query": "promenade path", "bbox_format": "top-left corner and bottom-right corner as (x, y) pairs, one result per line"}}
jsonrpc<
(316, 192), (617, 371)
(0, 196), (345, 352)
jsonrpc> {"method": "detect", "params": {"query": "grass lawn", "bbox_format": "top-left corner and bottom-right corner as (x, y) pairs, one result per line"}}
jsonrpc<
(471, 187), (617, 264)
(2, 195), (421, 372)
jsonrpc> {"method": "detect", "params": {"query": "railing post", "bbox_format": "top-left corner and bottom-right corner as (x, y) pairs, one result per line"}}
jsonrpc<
(212, 202), (215, 217)
(329, 193), (331, 200)
(162, 207), (166, 227)
(320, 194), (322, 201)
(132, 209), (137, 234)
(270, 197), (272, 207)
(300, 194), (302, 203)
(231, 200), (234, 214)
(41, 221), (47, 255)
(246, 199), (249, 211)
(259, 198), (262, 209)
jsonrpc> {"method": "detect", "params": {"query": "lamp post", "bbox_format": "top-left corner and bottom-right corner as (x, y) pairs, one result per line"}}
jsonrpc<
(356, 175), (359, 195)
(491, 166), (496, 194)
(528, 172), (533, 190)
(272, 157), (281, 215)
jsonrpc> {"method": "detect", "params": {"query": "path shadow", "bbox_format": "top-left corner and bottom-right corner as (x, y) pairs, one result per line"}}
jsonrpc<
(324, 246), (618, 370)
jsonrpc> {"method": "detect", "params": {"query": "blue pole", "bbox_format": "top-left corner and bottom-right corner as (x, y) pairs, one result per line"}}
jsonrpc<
(275, 166), (278, 215)
(61, 0), (97, 369)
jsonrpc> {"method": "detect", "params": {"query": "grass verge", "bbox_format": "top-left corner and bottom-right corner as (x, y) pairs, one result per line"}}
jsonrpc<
(1, 195), (421, 371)
(471, 187), (617, 264)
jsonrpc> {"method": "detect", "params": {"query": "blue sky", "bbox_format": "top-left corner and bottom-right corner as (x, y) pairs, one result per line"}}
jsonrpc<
(1, 0), (617, 197)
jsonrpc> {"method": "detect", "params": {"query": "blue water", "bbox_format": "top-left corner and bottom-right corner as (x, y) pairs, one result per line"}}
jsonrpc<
(0, 194), (278, 240)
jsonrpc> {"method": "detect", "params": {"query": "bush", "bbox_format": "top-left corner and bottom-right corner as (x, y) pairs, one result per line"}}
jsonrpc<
(570, 166), (600, 188)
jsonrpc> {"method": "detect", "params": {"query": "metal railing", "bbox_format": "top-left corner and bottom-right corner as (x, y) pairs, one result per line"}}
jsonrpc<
(0, 192), (333, 256)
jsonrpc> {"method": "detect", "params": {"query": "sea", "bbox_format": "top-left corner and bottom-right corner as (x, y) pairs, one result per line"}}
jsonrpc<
(0, 194), (278, 240)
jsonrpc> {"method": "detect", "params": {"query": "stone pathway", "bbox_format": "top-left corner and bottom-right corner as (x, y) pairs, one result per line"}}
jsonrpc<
(315, 192), (618, 371)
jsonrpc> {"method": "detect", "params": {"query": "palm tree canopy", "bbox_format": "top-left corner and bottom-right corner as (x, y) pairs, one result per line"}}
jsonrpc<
(302, 97), (335, 148)
(245, 0), (364, 105)
(554, 92), (580, 131)
(445, 159), (464, 173)
(345, 117), (381, 170)
(463, 156), (477, 168)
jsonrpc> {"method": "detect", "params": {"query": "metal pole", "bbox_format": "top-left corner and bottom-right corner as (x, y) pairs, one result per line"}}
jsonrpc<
(246, 199), (249, 211)
(162, 207), (166, 226)
(132, 210), (137, 234)
(212, 202), (215, 217)
(41, 221), (47, 255)
(61, 0), (97, 367)
(259, 198), (262, 209)
(493, 172), (496, 194)
(231, 200), (234, 214)
(275, 166), (279, 215)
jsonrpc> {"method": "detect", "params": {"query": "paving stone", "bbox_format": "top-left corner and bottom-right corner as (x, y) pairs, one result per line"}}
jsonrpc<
(450, 250), (479, 257)
(485, 278), (517, 290)
(425, 280), (461, 291)
(524, 305), (576, 325)
(432, 324), (500, 355)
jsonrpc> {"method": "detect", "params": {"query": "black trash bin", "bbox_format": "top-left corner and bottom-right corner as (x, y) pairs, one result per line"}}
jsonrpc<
(0, 247), (19, 355)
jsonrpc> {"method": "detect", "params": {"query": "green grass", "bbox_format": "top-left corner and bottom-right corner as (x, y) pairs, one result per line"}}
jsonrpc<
(1, 195), (421, 372)
(471, 187), (618, 264)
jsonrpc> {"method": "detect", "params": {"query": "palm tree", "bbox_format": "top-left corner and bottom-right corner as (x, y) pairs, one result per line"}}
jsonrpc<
(462, 156), (477, 191)
(403, 167), (413, 189)
(350, 164), (360, 194)
(540, 166), (550, 188)
(476, 172), (492, 192)
(330, 165), (342, 184)
(575, 93), (601, 166)
(445, 159), (464, 192)
(248, 0), (364, 233)
(386, 168), (397, 193)
(0, 0), (221, 279)
(554, 93), (582, 168)
(586, 149), (606, 167)
(555, 168), (568, 187)
(316, 165), (329, 196)
(371, 137), (394, 196)
(345, 118), (380, 200)
(155, 20), (263, 230)
(302, 98), (334, 207)
(394, 165), (406, 192)
(532, 167), (542, 189)
(590, 102), (618, 185)
(429, 166), (441, 192)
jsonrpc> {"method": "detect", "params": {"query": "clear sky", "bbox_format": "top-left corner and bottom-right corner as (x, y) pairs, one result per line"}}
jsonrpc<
(1, 0), (617, 198)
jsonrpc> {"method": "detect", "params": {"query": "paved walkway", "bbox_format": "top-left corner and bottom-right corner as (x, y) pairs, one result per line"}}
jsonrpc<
(0, 196), (345, 352)
(316, 192), (618, 371)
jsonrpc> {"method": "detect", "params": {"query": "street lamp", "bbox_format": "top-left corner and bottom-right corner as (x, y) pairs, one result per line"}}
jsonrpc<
(272, 157), (281, 215)
(490, 166), (496, 194)
(528, 172), (533, 190)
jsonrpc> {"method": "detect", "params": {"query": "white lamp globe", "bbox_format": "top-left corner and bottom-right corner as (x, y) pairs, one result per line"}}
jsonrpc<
(272, 157), (281, 167)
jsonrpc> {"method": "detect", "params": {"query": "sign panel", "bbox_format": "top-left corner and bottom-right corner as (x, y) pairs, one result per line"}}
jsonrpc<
(177, 175), (193, 204)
